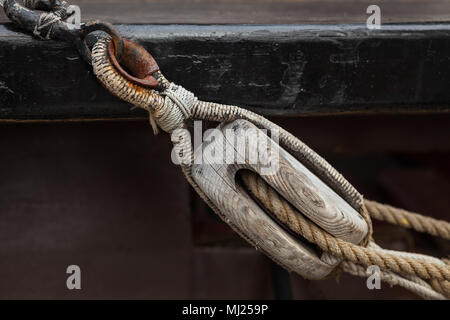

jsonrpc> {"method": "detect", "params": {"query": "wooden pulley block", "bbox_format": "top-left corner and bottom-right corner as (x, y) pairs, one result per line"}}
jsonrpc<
(192, 119), (369, 280)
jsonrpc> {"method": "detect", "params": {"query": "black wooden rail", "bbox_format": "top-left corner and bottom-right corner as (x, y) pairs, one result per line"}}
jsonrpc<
(1, 23), (450, 120)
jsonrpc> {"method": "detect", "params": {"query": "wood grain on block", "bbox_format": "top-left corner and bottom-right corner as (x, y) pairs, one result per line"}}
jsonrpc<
(192, 119), (368, 279)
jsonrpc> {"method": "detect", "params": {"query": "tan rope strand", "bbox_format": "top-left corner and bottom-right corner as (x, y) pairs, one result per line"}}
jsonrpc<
(239, 171), (450, 293)
(365, 200), (450, 240)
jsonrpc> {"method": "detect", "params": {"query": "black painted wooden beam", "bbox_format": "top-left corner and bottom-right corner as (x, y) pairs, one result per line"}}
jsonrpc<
(1, 23), (450, 120)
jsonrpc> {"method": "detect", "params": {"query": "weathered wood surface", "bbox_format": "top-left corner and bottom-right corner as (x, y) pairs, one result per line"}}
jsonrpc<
(2, 23), (450, 120)
(192, 119), (368, 279)
(2, 0), (450, 24)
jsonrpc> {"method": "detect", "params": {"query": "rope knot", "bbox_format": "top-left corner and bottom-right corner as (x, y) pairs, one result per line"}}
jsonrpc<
(151, 83), (197, 133)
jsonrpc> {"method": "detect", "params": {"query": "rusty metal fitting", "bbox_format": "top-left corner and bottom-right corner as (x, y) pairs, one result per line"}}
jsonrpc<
(107, 38), (160, 88)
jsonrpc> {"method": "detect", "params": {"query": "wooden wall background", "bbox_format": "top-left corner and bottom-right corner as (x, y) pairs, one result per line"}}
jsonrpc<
(1, 115), (450, 299)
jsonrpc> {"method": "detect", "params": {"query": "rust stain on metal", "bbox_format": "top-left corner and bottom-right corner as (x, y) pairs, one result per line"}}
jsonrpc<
(108, 39), (159, 88)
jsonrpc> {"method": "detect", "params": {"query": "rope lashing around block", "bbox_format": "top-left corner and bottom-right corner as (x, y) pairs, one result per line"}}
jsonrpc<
(158, 83), (197, 133)
(91, 37), (450, 299)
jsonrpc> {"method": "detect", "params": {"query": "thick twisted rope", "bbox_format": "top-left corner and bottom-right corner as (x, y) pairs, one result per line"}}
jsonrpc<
(238, 171), (450, 298)
(92, 39), (195, 135)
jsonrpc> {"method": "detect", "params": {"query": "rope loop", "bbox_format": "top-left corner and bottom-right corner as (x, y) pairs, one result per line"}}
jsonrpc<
(33, 10), (62, 39)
